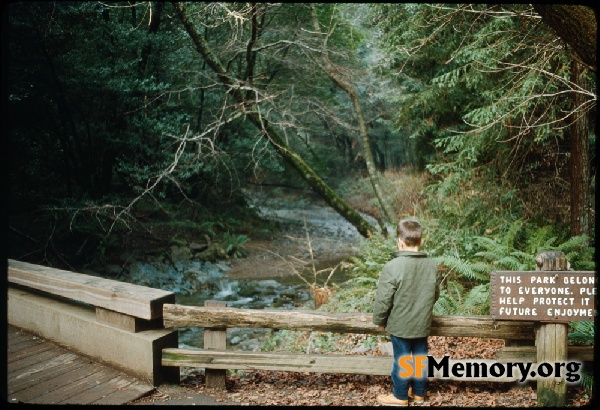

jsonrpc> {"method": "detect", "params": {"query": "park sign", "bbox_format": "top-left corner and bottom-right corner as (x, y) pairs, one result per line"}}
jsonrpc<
(490, 270), (596, 322)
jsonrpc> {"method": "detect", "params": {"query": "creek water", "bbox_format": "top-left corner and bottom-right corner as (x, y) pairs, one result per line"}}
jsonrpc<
(117, 189), (376, 351)
(124, 255), (352, 351)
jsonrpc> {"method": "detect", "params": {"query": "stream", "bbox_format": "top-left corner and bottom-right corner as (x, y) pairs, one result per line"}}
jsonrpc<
(107, 189), (376, 351)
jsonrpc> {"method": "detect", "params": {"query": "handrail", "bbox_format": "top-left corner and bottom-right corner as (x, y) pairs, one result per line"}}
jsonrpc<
(163, 303), (536, 339)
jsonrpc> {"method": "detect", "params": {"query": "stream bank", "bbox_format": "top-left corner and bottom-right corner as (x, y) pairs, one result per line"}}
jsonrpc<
(96, 187), (375, 351)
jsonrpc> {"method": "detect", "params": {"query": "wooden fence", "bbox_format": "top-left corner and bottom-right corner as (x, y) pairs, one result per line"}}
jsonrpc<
(161, 300), (593, 387)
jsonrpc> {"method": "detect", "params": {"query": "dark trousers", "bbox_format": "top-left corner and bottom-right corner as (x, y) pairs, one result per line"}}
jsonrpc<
(390, 335), (428, 400)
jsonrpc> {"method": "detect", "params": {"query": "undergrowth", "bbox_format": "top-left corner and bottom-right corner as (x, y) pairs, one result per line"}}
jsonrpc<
(262, 168), (595, 394)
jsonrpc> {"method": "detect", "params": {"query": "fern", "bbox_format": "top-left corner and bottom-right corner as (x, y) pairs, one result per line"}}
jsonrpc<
(501, 219), (524, 251)
(434, 254), (488, 281)
(567, 321), (595, 392)
(434, 283), (490, 315)
(347, 232), (397, 280)
(434, 288), (462, 315)
(579, 372), (594, 392)
(474, 250), (502, 263)
(569, 321), (595, 345)
(494, 256), (522, 270)
(525, 225), (557, 255)
(554, 235), (595, 271)
(462, 284), (490, 315)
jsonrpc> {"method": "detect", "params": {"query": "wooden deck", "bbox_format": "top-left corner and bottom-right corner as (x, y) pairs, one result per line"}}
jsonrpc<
(7, 325), (155, 405)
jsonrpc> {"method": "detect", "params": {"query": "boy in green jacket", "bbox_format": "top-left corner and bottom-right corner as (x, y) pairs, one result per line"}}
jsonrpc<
(373, 218), (439, 406)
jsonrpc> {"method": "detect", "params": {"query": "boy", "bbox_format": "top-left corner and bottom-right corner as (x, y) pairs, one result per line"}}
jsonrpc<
(373, 218), (439, 406)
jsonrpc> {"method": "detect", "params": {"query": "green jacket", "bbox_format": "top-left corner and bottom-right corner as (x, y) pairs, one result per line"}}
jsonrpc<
(372, 250), (439, 338)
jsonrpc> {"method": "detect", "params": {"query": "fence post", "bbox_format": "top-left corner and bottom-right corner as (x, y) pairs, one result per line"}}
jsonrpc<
(535, 251), (568, 407)
(204, 300), (227, 390)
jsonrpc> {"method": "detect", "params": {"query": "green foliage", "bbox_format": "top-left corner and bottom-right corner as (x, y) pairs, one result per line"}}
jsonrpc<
(554, 235), (596, 271)
(347, 232), (397, 279)
(569, 321), (594, 346)
(431, 220), (595, 316)
(371, 3), (594, 233)
(568, 321), (595, 391)
(221, 232), (250, 258)
(7, 1), (595, 355)
(579, 372), (594, 393)
(261, 329), (341, 354)
(312, 232), (394, 314)
(434, 254), (490, 282)
(324, 283), (377, 314)
(434, 283), (490, 315)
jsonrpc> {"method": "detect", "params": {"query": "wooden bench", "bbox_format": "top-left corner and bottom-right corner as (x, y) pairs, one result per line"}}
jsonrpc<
(7, 259), (179, 386)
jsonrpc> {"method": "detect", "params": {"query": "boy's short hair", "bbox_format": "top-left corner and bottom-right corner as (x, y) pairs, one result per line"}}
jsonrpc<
(396, 218), (422, 246)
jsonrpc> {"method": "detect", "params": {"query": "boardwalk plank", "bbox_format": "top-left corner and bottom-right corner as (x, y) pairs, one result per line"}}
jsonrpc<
(59, 370), (130, 404)
(8, 328), (33, 342)
(29, 368), (116, 404)
(8, 348), (70, 373)
(10, 360), (90, 402)
(92, 381), (152, 405)
(8, 342), (55, 364)
(8, 353), (82, 395)
(7, 335), (45, 353)
(59, 373), (137, 404)
(8, 326), (154, 405)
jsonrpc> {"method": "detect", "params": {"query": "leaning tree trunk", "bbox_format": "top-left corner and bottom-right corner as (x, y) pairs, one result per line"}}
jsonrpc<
(174, 3), (376, 238)
(309, 5), (395, 234)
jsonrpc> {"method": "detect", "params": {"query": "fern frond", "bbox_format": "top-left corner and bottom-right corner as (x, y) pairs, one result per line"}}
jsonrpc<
(470, 261), (494, 276)
(574, 261), (595, 270)
(569, 321), (595, 338)
(435, 255), (487, 281)
(556, 235), (590, 252)
(474, 236), (501, 251)
(554, 235), (595, 270)
(433, 288), (461, 315)
(495, 255), (527, 270)
(526, 225), (555, 254)
(509, 250), (536, 269)
(462, 284), (490, 315)
(446, 280), (465, 300)
(474, 250), (500, 262)
(501, 220), (523, 250)
(579, 372), (594, 392)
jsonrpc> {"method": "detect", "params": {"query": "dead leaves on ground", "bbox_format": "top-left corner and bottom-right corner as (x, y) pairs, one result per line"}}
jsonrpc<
(182, 371), (590, 407)
(179, 336), (592, 407)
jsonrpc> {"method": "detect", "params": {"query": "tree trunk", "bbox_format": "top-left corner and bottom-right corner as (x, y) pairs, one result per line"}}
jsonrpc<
(532, 5), (596, 72)
(569, 59), (591, 238)
(174, 2), (376, 238)
(309, 5), (395, 233)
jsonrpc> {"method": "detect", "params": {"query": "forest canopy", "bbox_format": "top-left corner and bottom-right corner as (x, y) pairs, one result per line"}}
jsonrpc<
(5, 3), (596, 270)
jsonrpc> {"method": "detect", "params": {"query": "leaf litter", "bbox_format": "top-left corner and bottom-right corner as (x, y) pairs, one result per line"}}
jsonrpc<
(172, 336), (591, 407)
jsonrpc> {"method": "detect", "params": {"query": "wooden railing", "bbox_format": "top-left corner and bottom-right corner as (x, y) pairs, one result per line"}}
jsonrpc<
(7, 259), (179, 386)
(161, 300), (593, 389)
